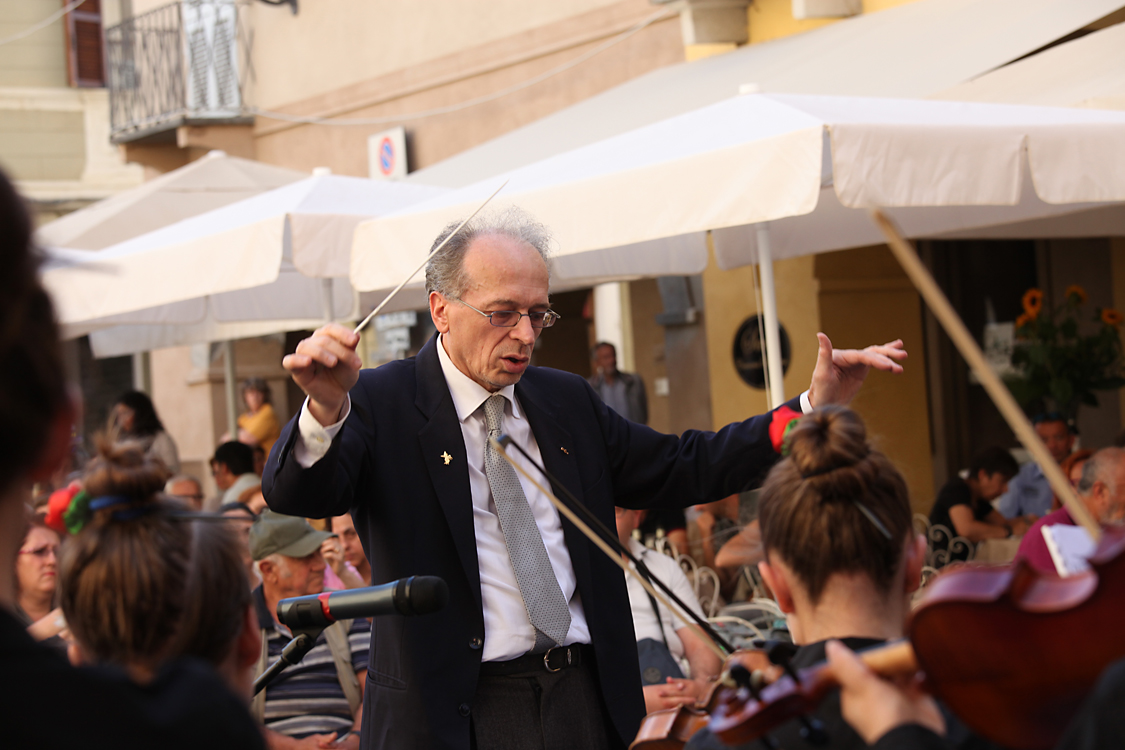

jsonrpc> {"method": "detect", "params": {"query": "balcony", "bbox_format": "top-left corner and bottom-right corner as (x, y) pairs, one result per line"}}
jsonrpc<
(105, 1), (252, 143)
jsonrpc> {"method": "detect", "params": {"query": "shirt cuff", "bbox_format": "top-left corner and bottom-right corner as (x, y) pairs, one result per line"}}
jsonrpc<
(799, 390), (813, 414)
(292, 396), (351, 468)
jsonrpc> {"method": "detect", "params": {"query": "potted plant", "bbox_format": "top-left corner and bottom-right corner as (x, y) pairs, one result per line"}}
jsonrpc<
(1006, 285), (1125, 427)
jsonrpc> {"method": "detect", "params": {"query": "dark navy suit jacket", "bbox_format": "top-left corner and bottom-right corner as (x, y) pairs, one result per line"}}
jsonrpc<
(263, 334), (794, 750)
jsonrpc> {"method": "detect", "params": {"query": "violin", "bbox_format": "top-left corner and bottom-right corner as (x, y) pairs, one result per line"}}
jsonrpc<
(630, 650), (781, 750)
(707, 526), (1125, 750)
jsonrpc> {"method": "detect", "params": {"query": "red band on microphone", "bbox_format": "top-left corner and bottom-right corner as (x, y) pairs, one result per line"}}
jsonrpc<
(318, 592), (336, 623)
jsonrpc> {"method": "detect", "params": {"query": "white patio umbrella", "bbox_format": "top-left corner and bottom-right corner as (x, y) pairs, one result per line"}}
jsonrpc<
(351, 93), (1125, 407)
(37, 149), (306, 250)
(42, 173), (445, 433)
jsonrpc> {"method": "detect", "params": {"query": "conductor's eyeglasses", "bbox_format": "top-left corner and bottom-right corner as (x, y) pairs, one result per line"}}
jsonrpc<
(454, 298), (561, 329)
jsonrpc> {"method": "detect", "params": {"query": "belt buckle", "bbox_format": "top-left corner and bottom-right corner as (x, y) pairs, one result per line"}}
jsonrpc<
(543, 645), (572, 673)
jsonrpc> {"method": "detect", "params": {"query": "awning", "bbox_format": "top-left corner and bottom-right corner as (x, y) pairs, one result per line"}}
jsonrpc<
(932, 21), (1125, 109)
(410, 0), (1125, 188)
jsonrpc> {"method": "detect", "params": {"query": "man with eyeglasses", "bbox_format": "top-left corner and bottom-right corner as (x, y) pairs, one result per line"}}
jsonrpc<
(264, 207), (908, 750)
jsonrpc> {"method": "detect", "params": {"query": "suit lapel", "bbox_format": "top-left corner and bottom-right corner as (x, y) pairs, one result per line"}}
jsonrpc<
(516, 377), (595, 610)
(415, 335), (483, 613)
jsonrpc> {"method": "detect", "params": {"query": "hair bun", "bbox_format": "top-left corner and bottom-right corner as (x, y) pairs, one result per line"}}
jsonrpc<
(82, 435), (170, 512)
(787, 406), (870, 481)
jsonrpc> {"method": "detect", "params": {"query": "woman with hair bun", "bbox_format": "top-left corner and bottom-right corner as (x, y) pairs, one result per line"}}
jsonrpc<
(61, 440), (263, 706)
(0, 166), (261, 749)
(687, 406), (933, 750)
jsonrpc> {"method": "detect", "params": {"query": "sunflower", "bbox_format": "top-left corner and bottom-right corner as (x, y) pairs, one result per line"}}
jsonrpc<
(1102, 308), (1123, 327)
(1065, 285), (1088, 304)
(1022, 288), (1043, 319)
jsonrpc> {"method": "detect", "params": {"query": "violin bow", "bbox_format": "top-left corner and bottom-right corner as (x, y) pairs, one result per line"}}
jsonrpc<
(490, 435), (735, 661)
(872, 210), (1101, 540)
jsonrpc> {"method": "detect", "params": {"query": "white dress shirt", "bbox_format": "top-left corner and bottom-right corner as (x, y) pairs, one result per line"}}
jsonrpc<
(293, 334), (590, 661)
(625, 539), (704, 662)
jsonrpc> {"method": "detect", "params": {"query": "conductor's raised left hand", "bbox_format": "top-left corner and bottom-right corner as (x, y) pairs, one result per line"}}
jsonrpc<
(808, 333), (907, 408)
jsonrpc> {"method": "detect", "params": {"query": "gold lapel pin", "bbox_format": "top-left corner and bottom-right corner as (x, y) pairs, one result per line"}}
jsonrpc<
(560, 447), (569, 455)
(441, 451), (453, 465)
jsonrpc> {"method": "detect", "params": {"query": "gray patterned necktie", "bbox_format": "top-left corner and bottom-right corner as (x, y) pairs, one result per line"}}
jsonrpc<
(483, 394), (571, 651)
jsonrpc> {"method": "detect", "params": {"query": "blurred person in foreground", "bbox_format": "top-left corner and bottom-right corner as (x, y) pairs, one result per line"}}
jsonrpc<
(250, 510), (370, 749)
(1016, 447), (1125, 574)
(616, 506), (721, 714)
(686, 406), (927, 750)
(110, 389), (181, 474)
(0, 167), (260, 749)
(60, 440), (264, 747)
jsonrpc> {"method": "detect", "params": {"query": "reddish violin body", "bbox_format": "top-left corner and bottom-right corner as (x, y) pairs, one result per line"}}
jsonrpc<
(705, 527), (1125, 750)
(630, 650), (780, 750)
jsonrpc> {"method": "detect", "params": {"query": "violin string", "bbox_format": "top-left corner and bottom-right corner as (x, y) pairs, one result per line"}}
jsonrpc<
(490, 435), (734, 659)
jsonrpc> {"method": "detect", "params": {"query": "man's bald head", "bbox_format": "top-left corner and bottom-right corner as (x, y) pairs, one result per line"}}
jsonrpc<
(425, 206), (553, 298)
(1078, 447), (1125, 526)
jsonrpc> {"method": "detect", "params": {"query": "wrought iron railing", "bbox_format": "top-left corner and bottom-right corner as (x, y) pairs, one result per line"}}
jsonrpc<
(106, 1), (251, 142)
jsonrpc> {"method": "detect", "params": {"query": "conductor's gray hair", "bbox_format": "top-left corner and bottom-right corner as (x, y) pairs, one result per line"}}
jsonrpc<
(425, 206), (554, 297)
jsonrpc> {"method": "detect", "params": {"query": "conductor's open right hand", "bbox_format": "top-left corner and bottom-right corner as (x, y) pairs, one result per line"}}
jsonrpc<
(283, 323), (362, 426)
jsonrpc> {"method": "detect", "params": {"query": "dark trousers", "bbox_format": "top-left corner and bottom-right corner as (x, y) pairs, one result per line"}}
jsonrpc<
(470, 660), (618, 750)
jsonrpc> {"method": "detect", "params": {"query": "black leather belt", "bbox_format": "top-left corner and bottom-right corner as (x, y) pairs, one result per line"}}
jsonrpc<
(479, 643), (592, 676)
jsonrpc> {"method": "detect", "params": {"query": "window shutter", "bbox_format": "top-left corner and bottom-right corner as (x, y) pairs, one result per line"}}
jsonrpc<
(65, 0), (106, 88)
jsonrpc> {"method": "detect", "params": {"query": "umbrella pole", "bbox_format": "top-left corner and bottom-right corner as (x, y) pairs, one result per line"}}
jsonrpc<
(755, 224), (786, 409)
(222, 340), (238, 439)
(321, 279), (335, 324)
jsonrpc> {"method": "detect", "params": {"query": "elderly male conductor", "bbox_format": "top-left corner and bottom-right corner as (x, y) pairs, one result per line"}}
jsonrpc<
(263, 209), (907, 750)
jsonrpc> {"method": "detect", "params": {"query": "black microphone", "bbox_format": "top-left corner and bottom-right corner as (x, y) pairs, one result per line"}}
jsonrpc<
(277, 576), (449, 630)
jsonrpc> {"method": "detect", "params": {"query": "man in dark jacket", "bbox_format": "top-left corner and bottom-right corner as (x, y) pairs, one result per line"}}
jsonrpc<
(588, 341), (648, 424)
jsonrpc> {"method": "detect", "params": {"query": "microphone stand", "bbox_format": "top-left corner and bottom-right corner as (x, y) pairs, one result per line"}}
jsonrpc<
(252, 624), (327, 697)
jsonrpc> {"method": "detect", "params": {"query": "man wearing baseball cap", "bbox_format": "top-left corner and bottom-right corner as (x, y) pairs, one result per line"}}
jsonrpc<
(250, 510), (370, 750)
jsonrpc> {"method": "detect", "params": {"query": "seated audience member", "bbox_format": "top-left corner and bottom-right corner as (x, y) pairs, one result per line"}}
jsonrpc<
(996, 414), (1073, 520)
(639, 506), (690, 557)
(110, 390), (181, 474)
(325, 513), (371, 589)
(210, 441), (260, 512)
(687, 406), (926, 750)
(1017, 447), (1125, 575)
(16, 516), (60, 627)
(250, 510), (370, 749)
(1052, 449), (1093, 513)
(220, 501), (260, 587)
(0, 166), (260, 750)
(693, 494), (744, 598)
(616, 507), (722, 714)
(165, 474), (205, 511)
(236, 378), (282, 455)
(929, 448), (1028, 550)
(714, 519), (764, 572)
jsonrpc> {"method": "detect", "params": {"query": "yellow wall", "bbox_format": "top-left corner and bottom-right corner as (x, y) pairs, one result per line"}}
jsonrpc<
(702, 237), (821, 430)
(815, 246), (935, 512)
(747, 0), (923, 45)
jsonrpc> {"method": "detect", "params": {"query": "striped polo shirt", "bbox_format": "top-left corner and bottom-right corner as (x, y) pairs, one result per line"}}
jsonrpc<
(253, 586), (370, 738)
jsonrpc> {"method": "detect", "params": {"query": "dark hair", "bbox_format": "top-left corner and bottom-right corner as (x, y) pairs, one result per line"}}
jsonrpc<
(218, 501), (256, 520)
(0, 169), (68, 497)
(59, 440), (187, 667)
(172, 520), (250, 666)
(758, 406), (913, 604)
(591, 341), (615, 359)
(968, 447), (1019, 481)
(113, 390), (165, 437)
(212, 441), (254, 476)
(240, 377), (272, 406)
